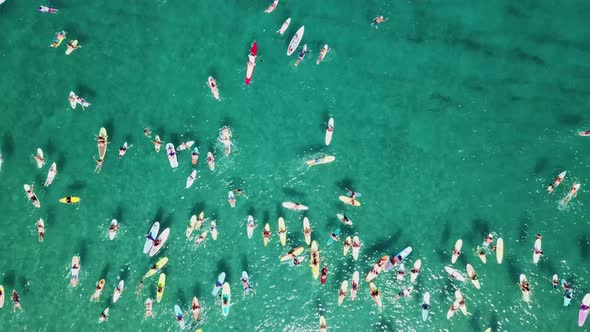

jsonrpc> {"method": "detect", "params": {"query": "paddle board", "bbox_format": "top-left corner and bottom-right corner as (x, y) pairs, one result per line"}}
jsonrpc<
(338, 280), (348, 305)
(247, 215), (255, 239)
(451, 239), (463, 264)
(69, 92), (78, 109)
(263, 223), (271, 246)
(144, 257), (169, 279)
(410, 259), (421, 282)
(317, 44), (330, 64)
(281, 246), (304, 262)
(325, 118), (334, 145)
(282, 202), (308, 211)
(221, 282), (231, 316)
(336, 213), (353, 225)
(365, 256), (389, 282)
(212, 272), (225, 296)
(327, 229), (340, 245)
(466, 264), (481, 289)
(306, 155), (335, 166)
(143, 222), (160, 254)
(369, 282), (382, 309)
(343, 236), (351, 256)
(44, 162), (57, 187)
(386, 246), (413, 270)
(112, 280), (124, 303)
(520, 274), (531, 302)
(339, 195), (361, 206)
(350, 271), (359, 300)
(210, 220), (218, 240)
(166, 143), (178, 168)
(98, 128), (107, 160)
(108, 219), (118, 240)
(245, 41), (257, 85)
(24, 184), (40, 208)
(186, 170), (197, 188)
(310, 240), (320, 279)
(352, 236), (360, 261)
(192, 296), (200, 320)
(277, 18), (291, 35)
(303, 217), (311, 245)
(445, 266), (466, 282)
(287, 26), (304, 56)
(580, 294), (590, 326)
(278, 217), (287, 246)
(228, 191), (236, 208)
(59, 196), (80, 204)
(149, 228), (170, 257)
(496, 238), (504, 264)
(156, 273), (166, 303)
(533, 238), (542, 264)
(0, 285), (4, 308)
(70, 256), (80, 287)
(319, 315), (327, 332)
(174, 304), (185, 329)
(422, 292), (431, 321)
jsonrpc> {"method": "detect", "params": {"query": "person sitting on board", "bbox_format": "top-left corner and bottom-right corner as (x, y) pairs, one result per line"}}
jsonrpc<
(352, 281), (358, 291)
(38, 222), (45, 240)
(469, 271), (478, 280)
(371, 16), (388, 28)
(345, 188), (362, 198)
(248, 52), (256, 65)
(263, 228), (271, 238)
(520, 281), (530, 292)
(422, 302), (431, 310)
(452, 248), (461, 256)
(153, 238), (161, 247)
(320, 265), (328, 283)
(109, 222), (119, 232)
(371, 287), (380, 297)
(411, 266), (421, 275)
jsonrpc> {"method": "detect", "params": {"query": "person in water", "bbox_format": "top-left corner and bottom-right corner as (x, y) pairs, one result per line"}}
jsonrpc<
(371, 16), (388, 28)
(12, 290), (21, 311)
(94, 158), (103, 173)
(144, 128), (152, 138)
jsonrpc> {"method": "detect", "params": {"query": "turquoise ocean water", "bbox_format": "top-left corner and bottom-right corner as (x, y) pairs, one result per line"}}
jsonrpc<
(1, 0), (590, 331)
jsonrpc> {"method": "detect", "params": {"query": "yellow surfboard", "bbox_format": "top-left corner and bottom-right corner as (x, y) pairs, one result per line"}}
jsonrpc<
(59, 196), (80, 204)
(156, 273), (166, 303)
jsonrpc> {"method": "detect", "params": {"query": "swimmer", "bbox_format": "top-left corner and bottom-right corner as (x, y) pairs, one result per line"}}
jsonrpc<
(37, 219), (45, 242)
(94, 157), (103, 173)
(371, 16), (388, 28)
(144, 128), (152, 138)
(136, 279), (144, 298)
(38, 6), (59, 13)
(320, 265), (328, 284)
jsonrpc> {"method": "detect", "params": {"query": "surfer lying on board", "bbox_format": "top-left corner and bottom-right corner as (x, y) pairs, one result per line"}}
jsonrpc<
(38, 6), (59, 13)
(371, 16), (388, 28)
